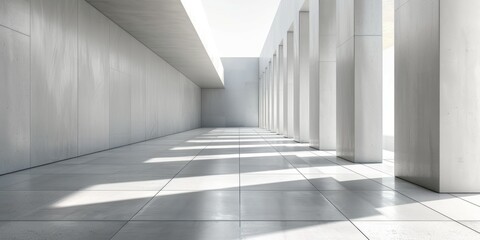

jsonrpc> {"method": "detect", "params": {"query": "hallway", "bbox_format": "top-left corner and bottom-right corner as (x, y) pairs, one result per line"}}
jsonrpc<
(0, 128), (479, 239)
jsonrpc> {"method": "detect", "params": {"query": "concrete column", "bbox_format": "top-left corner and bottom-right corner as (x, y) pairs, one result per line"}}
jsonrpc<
(273, 50), (280, 133)
(258, 73), (262, 128)
(293, 22), (300, 141)
(269, 60), (274, 131)
(266, 64), (270, 130)
(318, 0), (337, 150)
(396, 0), (480, 193)
(260, 72), (265, 128)
(294, 11), (310, 143)
(282, 41), (289, 135)
(260, 71), (266, 128)
(265, 63), (271, 130)
(273, 54), (278, 132)
(309, 2), (320, 149)
(278, 45), (285, 135)
(336, 0), (382, 163)
(286, 31), (295, 138)
(262, 72), (266, 129)
(262, 69), (267, 129)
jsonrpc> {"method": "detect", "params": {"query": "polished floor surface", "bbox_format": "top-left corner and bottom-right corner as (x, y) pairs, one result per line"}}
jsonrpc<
(0, 128), (479, 239)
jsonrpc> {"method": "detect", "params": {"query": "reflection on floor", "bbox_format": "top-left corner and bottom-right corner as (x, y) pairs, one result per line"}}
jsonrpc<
(0, 128), (479, 240)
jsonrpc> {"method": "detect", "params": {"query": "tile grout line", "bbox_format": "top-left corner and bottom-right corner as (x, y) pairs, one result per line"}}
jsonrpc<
(254, 129), (371, 240)
(108, 129), (214, 240)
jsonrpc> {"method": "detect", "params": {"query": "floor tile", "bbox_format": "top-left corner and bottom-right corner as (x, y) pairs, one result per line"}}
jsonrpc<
(304, 174), (389, 191)
(78, 163), (187, 175)
(341, 164), (391, 178)
(460, 221), (480, 233)
(199, 148), (240, 155)
(241, 191), (345, 220)
(398, 189), (480, 220)
(194, 153), (239, 161)
(240, 158), (298, 175)
(297, 164), (358, 175)
(321, 191), (448, 220)
(354, 221), (480, 240)
(0, 174), (37, 190)
(0, 191), (155, 220)
(240, 147), (278, 154)
(241, 221), (367, 240)
(178, 160), (239, 175)
(455, 194), (480, 207)
(1, 174), (172, 191)
(371, 176), (426, 191)
(0, 221), (125, 240)
(162, 174), (239, 191)
(240, 174), (316, 191)
(133, 191), (240, 220)
(113, 221), (240, 240)
(283, 153), (334, 168)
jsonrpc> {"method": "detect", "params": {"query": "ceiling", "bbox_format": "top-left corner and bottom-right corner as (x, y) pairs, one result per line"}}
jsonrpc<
(87, 0), (224, 88)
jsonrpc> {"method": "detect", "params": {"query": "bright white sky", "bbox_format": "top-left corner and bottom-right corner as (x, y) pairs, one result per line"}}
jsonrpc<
(201, 0), (281, 57)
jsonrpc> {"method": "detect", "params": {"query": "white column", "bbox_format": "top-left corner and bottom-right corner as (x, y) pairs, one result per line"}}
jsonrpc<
(293, 18), (300, 141)
(272, 55), (278, 132)
(258, 73), (262, 128)
(278, 45), (285, 135)
(265, 62), (270, 130)
(265, 67), (269, 129)
(298, 11), (310, 143)
(309, 2), (320, 149)
(336, 0), (382, 163)
(396, 0), (480, 193)
(260, 72), (265, 128)
(286, 31), (295, 138)
(269, 60), (274, 131)
(319, 0), (337, 150)
(282, 41), (289, 135)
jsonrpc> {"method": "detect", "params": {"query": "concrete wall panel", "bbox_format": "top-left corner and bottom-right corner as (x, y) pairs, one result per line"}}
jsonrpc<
(130, 40), (146, 143)
(0, 0), (30, 35)
(0, 26), (30, 174)
(109, 69), (131, 148)
(145, 51), (161, 139)
(78, 0), (110, 155)
(30, 0), (78, 166)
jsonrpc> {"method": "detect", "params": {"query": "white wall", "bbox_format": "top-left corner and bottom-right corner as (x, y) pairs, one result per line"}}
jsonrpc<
(0, 0), (201, 175)
(201, 58), (259, 127)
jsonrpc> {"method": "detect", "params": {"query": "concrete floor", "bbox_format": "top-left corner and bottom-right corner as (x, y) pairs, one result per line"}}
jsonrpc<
(0, 128), (479, 239)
